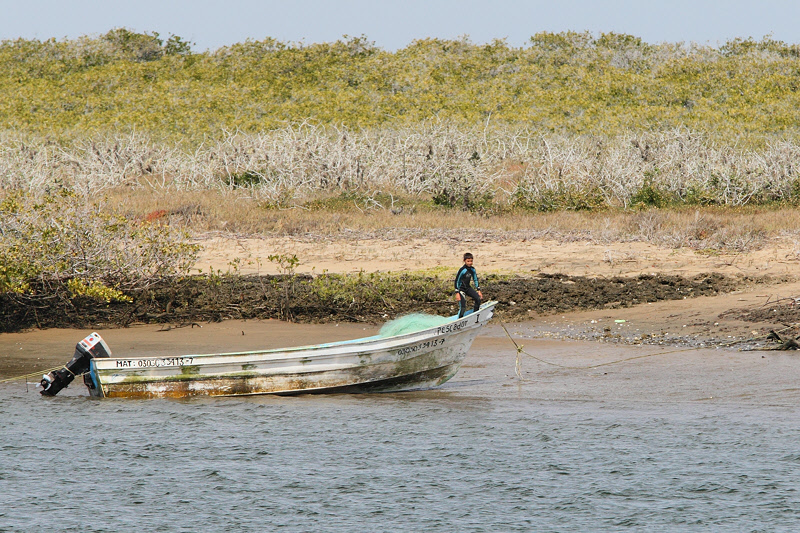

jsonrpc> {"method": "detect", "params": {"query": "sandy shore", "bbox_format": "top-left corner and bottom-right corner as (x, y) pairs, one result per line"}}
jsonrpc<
(194, 233), (800, 278)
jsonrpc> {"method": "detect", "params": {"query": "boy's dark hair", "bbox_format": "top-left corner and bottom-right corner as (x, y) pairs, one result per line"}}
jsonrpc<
(463, 252), (473, 261)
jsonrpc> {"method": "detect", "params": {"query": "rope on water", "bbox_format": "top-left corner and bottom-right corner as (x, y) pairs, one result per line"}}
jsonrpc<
(499, 320), (796, 379)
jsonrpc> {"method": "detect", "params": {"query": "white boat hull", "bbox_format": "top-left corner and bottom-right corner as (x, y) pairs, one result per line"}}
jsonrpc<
(87, 302), (496, 398)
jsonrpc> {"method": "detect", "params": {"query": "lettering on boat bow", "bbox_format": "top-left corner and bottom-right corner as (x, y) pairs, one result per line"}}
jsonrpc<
(395, 338), (445, 357)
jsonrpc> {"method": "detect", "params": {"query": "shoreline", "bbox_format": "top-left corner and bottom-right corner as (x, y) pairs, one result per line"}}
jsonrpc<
(2, 234), (800, 379)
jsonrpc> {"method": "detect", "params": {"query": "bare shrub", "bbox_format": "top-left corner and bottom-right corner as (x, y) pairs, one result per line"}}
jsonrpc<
(626, 211), (663, 241)
(3, 125), (800, 213)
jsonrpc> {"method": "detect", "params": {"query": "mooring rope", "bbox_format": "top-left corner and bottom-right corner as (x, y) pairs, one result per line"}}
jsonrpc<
(0, 365), (65, 384)
(499, 319), (796, 379)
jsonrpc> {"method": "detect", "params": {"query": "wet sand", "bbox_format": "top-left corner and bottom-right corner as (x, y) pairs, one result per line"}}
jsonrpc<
(468, 332), (800, 405)
(2, 308), (798, 405)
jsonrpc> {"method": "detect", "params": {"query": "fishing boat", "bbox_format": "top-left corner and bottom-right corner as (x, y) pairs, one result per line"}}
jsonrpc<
(40, 301), (497, 399)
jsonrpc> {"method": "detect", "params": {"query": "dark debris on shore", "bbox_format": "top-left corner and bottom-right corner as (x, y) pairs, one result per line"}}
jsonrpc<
(0, 271), (760, 334)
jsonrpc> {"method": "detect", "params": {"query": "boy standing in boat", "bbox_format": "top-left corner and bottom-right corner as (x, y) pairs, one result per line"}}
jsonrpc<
(455, 252), (482, 318)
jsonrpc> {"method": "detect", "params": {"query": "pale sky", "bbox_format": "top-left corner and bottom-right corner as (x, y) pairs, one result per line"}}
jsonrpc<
(1, 0), (798, 51)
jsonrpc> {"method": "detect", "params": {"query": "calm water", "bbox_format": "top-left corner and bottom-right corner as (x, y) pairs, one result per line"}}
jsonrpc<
(2, 382), (800, 532)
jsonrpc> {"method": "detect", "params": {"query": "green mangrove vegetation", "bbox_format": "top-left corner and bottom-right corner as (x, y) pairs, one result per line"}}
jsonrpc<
(3, 30), (800, 139)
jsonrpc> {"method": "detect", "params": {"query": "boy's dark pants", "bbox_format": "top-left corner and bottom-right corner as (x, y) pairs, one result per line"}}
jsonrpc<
(458, 287), (481, 318)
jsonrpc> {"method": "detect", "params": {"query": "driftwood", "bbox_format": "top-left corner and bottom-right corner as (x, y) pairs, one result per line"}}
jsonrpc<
(766, 330), (800, 350)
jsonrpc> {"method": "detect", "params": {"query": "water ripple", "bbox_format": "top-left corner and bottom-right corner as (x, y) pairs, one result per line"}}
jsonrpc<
(2, 388), (800, 531)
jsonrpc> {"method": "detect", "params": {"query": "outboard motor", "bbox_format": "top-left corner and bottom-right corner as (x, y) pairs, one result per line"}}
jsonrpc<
(40, 332), (111, 396)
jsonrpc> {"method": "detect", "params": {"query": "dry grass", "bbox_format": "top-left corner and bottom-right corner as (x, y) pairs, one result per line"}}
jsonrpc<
(102, 188), (800, 253)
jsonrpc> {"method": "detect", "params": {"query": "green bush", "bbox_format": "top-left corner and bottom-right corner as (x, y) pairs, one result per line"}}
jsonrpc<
(513, 183), (606, 212)
(0, 191), (199, 299)
(3, 32), (800, 142)
(630, 179), (673, 208)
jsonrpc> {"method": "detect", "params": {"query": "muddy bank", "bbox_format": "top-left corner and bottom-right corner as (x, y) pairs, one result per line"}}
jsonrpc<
(722, 299), (800, 325)
(0, 272), (755, 333)
(491, 272), (744, 318)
